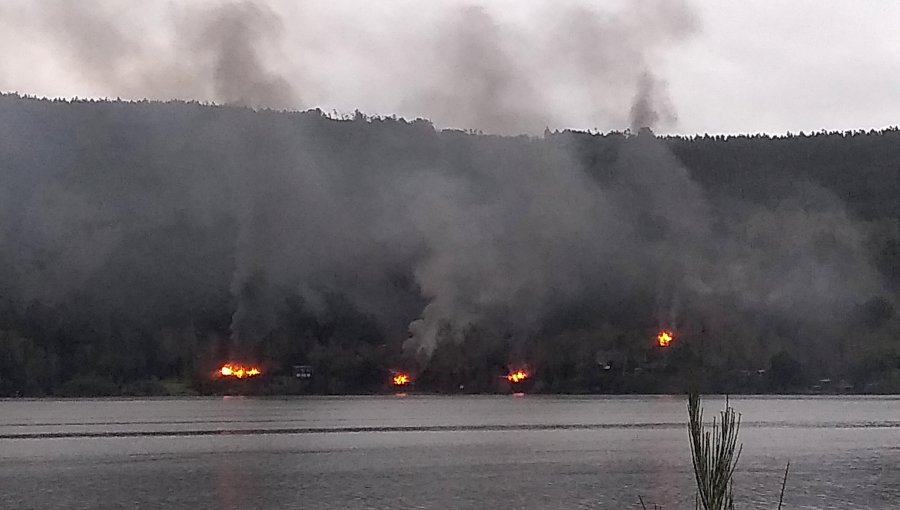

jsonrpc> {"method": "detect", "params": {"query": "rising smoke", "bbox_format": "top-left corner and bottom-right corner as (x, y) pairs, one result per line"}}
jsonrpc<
(0, 0), (296, 110)
(1, 0), (694, 133)
(0, 1), (885, 363)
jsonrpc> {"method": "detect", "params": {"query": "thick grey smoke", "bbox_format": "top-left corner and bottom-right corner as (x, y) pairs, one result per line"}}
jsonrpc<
(6, 1), (297, 110)
(0, 1), (885, 364)
(209, 108), (881, 354)
(414, 0), (696, 133)
(0, 93), (883, 360)
(180, 2), (298, 109)
(630, 73), (677, 131)
(404, 130), (882, 354)
(1, 0), (695, 133)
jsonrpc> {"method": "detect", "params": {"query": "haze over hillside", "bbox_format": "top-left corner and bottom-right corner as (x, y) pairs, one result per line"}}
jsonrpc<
(2, 1), (899, 134)
(4, 6), (900, 510)
(1, 94), (899, 395)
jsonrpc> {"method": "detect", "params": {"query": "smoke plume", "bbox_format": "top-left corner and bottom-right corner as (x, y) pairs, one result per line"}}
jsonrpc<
(0, 1), (886, 367)
(0, 0), (695, 133)
(0, 0), (298, 110)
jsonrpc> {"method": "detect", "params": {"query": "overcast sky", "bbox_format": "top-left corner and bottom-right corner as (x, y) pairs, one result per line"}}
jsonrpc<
(1, 0), (898, 135)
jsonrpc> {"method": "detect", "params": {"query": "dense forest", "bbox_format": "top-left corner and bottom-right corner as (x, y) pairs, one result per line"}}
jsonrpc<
(1, 93), (899, 396)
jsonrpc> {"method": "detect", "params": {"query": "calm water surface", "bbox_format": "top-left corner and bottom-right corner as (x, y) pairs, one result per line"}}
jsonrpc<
(0, 395), (898, 509)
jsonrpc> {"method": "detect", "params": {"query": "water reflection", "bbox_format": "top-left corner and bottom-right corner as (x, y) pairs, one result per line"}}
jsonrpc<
(0, 396), (897, 509)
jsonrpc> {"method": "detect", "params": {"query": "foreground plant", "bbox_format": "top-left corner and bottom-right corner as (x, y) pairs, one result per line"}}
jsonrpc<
(687, 393), (742, 510)
(640, 395), (790, 509)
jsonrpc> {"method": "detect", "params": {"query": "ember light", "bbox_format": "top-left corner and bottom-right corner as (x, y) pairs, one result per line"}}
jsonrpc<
(657, 329), (674, 347)
(506, 369), (528, 383)
(392, 372), (410, 387)
(218, 363), (262, 379)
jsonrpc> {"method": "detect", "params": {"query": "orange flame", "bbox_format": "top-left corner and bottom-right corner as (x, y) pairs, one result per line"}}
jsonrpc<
(657, 329), (674, 347)
(218, 363), (262, 379)
(392, 373), (410, 386)
(506, 369), (528, 383)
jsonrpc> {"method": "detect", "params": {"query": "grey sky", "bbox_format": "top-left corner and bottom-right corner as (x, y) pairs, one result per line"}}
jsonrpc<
(0, 0), (898, 135)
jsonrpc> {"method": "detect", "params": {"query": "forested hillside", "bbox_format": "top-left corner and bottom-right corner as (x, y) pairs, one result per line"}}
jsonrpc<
(1, 93), (899, 396)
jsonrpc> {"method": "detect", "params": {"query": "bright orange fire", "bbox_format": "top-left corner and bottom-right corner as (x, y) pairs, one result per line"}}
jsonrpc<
(507, 369), (529, 383)
(218, 363), (262, 379)
(392, 373), (410, 386)
(657, 329), (674, 347)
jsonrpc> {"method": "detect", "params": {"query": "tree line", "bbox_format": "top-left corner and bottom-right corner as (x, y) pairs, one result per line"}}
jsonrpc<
(1, 94), (898, 396)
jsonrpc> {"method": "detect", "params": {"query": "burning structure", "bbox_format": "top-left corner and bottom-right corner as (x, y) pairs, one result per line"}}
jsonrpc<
(657, 329), (674, 348)
(506, 369), (529, 384)
(218, 363), (262, 379)
(499, 368), (534, 393)
(392, 372), (411, 387)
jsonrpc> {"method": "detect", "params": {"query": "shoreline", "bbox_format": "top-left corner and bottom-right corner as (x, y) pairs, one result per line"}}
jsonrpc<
(3, 392), (899, 400)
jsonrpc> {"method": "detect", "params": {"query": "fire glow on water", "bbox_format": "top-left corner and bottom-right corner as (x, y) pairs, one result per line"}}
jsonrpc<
(219, 363), (262, 379)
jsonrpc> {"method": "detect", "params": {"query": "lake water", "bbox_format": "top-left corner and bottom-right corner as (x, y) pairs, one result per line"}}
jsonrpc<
(0, 395), (898, 509)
